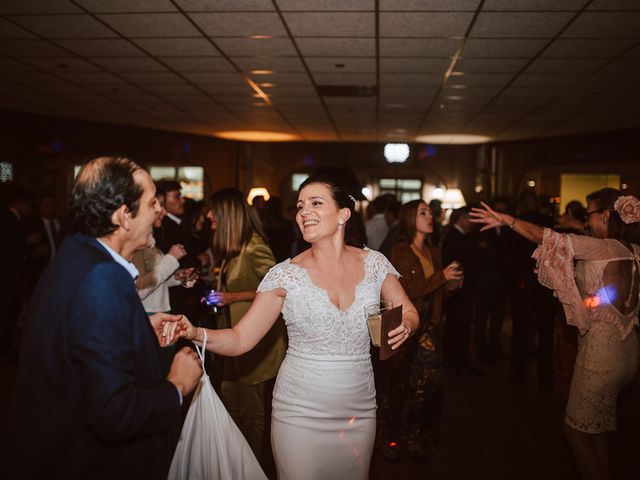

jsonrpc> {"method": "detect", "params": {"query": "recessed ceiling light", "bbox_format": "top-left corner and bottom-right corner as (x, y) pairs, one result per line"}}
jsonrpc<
(384, 103), (408, 109)
(444, 96), (464, 100)
(251, 70), (274, 75)
(214, 131), (298, 142)
(415, 134), (492, 145)
(259, 83), (275, 87)
(252, 93), (268, 98)
(447, 84), (467, 89)
(252, 101), (270, 107)
(250, 35), (272, 39)
(450, 72), (465, 76)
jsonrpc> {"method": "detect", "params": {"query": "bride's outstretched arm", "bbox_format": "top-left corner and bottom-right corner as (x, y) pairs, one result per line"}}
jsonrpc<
(177, 289), (285, 356)
(381, 275), (420, 350)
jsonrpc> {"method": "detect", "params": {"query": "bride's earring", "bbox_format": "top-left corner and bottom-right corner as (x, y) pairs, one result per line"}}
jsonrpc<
(338, 220), (344, 230)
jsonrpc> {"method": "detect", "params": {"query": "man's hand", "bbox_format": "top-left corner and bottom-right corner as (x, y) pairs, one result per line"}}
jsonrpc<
(167, 347), (202, 397)
(148, 313), (182, 347)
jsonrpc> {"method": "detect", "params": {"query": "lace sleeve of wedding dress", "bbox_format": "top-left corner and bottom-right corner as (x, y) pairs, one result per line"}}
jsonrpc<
(368, 250), (401, 290)
(532, 228), (592, 334)
(257, 261), (291, 293)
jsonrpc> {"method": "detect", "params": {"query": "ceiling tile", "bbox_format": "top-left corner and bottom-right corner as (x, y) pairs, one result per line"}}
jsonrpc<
(448, 72), (513, 86)
(133, 38), (219, 56)
(313, 72), (375, 85)
(249, 72), (311, 85)
(56, 38), (145, 56)
(587, 0), (640, 10)
(381, 73), (442, 86)
(0, 18), (36, 39)
(175, 0), (274, 11)
(483, 0), (588, 10)
(297, 38), (374, 57)
(471, 12), (575, 38)
(22, 57), (101, 72)
(92, 57), (169, 72)
(0, 72), (63, 86)
(278, 0), (374, 10)
(380, 57), (453, 73)
(380, 39), (460, 57)
(542, 39), (637, 58)
(182, 72), (246, 85)
(120, 72), (186, 84)
(98, 13), (201, 37)
(306, 58), (375, 73)
(200, 84), (255, 95)
(380, 12), (473, 37)
(57, 71), (126, 85)
(510, 73), (587, 88)
(9, 14), (119, 38)
(562, 12), (640, 38)
(189, 12), (286, 36)
(380, 86), (439, 98)
(144, 83), (201, 95)
(0, 0), (82, 14)
(0, 40), (73, 58)
(283, 12), (375, 37)
(75, 0), (178, 12)
(158, 56), (234, 72)
(380, 0), (480, 10)
(525, 58), (609, 74)
(455, 58), (529, 73)
(267, 85), (316, 96)
(215, 37), (296, 56)
(234, 56), (305, 72)
(461, 39), (547, 57)
(0, 58), (35, 72)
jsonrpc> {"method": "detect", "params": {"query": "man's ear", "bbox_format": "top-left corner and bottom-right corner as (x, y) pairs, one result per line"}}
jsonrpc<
(111, 204), (132, 231)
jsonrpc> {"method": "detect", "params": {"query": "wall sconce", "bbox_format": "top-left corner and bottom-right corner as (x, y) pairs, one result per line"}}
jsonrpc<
(247, 187), (270, 205)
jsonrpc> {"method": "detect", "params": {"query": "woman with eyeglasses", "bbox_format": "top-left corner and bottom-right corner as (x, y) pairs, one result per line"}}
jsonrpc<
(471, 188), (640, 480)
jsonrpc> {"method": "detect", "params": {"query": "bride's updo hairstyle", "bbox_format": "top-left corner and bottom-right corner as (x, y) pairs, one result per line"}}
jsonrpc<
(586, 188), (640, 244)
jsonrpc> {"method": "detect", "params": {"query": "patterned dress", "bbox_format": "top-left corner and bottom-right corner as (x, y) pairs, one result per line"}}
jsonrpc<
(533, 229), (640, 433)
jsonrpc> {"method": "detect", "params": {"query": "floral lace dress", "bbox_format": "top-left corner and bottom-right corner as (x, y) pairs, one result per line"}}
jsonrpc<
(533, 229), (640, 433)
(257, 249), (399, 480)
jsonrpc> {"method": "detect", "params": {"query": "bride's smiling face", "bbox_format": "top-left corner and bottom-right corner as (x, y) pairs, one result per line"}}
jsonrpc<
(296, 183), (345, 243)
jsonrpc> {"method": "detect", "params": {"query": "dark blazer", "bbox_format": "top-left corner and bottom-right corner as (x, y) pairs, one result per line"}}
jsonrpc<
(2, 234), (181, 479)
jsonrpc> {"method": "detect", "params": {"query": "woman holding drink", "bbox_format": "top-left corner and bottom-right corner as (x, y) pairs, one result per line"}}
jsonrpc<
(175, 175), (418, 479)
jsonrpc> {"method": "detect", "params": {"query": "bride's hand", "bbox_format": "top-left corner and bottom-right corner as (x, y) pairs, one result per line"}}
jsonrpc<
(388, 321), (412, 350)
(176, 315), (198, 341)
(149, 313), (182, 347)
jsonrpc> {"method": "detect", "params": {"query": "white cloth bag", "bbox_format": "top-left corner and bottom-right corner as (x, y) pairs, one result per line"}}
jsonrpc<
(168, 330), (267, 480)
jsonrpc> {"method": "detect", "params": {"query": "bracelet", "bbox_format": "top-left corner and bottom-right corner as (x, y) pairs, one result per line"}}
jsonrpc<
(508, 217), (517, 229)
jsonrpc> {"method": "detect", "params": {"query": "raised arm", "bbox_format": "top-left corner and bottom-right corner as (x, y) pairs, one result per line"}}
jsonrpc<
(470, 201), (544, 244)
(178, 289), (285, 356)
(380, 273), (420, 350)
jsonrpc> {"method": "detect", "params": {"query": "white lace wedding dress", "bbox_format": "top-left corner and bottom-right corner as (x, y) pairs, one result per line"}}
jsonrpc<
(257, 249), (399, 480)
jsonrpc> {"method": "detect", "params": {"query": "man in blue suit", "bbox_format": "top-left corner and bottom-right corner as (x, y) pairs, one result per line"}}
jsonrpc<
(2, 157), (202, 479)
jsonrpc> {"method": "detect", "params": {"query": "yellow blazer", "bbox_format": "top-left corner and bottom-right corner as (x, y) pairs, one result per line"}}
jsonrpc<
(221, 233), (287, 385)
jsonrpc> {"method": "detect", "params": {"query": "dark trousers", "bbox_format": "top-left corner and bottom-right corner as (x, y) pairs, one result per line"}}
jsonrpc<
(510, 283), (556, 384)
(474, 282), (508, 358)
(443, 293), (473, 369)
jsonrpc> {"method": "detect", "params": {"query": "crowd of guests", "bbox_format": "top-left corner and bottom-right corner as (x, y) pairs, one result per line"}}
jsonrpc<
(2, 165), (639, 480)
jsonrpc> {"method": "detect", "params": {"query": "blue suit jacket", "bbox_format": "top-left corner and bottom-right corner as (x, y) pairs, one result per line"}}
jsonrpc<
(3, 234), (181, 479)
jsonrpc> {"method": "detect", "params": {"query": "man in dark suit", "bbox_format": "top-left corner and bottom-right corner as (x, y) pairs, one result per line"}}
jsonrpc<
(0, 189), (32, 362)
(26, 194), (63, 292)
(442, 206), (476, 373)
(2, 157), (202, 479)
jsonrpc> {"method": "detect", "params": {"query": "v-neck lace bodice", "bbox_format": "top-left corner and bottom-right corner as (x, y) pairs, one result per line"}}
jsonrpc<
(257, 249), (400, 357)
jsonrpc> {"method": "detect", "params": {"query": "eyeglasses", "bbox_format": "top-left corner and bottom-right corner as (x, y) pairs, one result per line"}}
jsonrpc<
(585, 208), (604, 218)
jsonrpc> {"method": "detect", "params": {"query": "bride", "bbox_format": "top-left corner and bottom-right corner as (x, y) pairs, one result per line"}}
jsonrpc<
(175, 175), (419, 479)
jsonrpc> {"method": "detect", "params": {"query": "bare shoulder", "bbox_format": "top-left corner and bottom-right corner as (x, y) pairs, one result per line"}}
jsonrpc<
(290, 249), (311, 267)
(346, 245), (369, 261)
